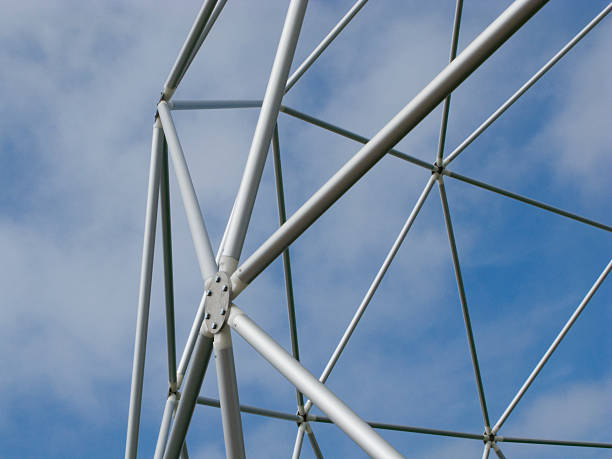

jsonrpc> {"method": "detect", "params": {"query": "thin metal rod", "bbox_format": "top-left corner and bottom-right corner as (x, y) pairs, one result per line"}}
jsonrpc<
(482, 442), (491, 459)
(492, 258), (612, 434)
(304, 423), (324, 459)
(222, 0), (308, 263)
(492, 442), (506, 459)
(271, 125), (304, 409)
(154, 394), (178, 459)
(443, 2), (612, 167)
(230, 0), (549, 296)
(180, 443), (189, 459)
(303, 174), (436, 414)
(162, 0), (218, 100)
(125, 119), (163, 459)
(228, 305), (403, 459)
(444, 169), (612, 232)
(160, 140), (178, 391)
(178, 0), (228, 84)
(498, 435), (612, 449)
(196, 396), (302, 422)
(438, 176), (490, 430)
(170, 100), (263, 110)
(214, 327), (246, 459)
(176, 293), (207, 387)
(158, 101), (217, 281)
(285, 0), (369, 93)
(164, 332), (214, 459)
(280, 105), (433, 170)
(308, 414), (483, 440)
(292, 424), (306, 459)
(435, 0), (463, 165)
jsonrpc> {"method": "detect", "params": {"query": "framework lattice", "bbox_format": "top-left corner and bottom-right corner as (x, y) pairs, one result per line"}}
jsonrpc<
(125, 1), (612, 457)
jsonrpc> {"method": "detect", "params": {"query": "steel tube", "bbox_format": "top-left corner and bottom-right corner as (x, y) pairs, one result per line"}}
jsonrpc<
(170, 100), (263, 110)
(482, 442), (491, 459)
(154, 394), (178, 459)
(272, 125), (304, 409)
(292, 424), (306, 459)
(176, 293), (207, 387)
(162, 0), (218, 100)
(164, 331), (214, 459)
(196, 396), (302, 422)
(497, 435), (612, 449)
(435, 0), (463, 165)
(125, 119), (163, 459)
(160, 141), (178, 391)
(158, 101), (217, 281)
(303, 175), (436, 414)
(492, 258), (612, 434)
(231, 0), (549, 296)
(222, 0), (308, 264)
(438, 176), (490, 429)
(285, 0), (369, 93)
(229, 305), (403, 459)
(304, 423), (324, 459)
(492, 442), (506, 459)
(442, 2), (612, 167)
(214, 327), (246, 459)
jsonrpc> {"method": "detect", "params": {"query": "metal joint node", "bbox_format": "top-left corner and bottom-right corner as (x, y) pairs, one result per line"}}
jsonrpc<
(202, 271), (232, 334)
(431, 161), (444, 176)
(483, 432), (496, 444)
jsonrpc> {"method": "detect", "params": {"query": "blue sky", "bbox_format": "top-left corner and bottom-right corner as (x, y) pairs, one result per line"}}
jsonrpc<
(1, 1), (611, 458)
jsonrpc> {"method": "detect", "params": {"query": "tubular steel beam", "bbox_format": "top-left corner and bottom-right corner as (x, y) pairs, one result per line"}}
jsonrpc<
(492, 258), (612, 434)
(442, 2), (612, 167)
(228, 305), (403, 459)
(160, 141), (178, 391)
(304, 423), (324, 459)
(482, 442), (492, 459)
(435, 0), (463, 165)
(492, 442), (507, 459)
(437, 176), (491, 430)
(196, 396), (302, 422)
(154, 394), (178, 459)
(164, 332), (215, 459)
(497, 435), (612, 449)
(222, 0), (308, 264)
(303, 174), (436, 414)
(158, 101), (218, 281)
(285, 0), (369, 93)
(162, 0), (218, 100)
(230, 0), (550, 296)
(271, 125), (305, 409)
(125, 119), (163, 459)
(292, 424), (306, 459)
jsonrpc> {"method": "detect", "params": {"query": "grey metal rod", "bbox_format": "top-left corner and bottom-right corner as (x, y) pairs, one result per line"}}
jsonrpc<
(437, 176), (491, 430)
(160, 140), (178, 391)
(230, 0), (549, 297)
(304, 423), (324, 459)
(303, 174), (436, 414)
(125, 119), (163, 459)
(443, 169), (612, 232)
(292, 424), (306, 459)
(279, 105), (434, 170)
(154, 394), (177, 459)
(492, 258), (612, 434)
(284, 0), (369, 93)
(435, 0), (463, 165)
(162, 0), (218, 100)
(442, 2), (612, 167)
(222, 0), (308, 264)
(170, 100), (263, 110)
(176, 293), (207, 387)
(164, 332), (215, 459)
(214, 327), (246, 459)
(228, 305), (403, 459)
(271, 125), (304, 409)
(498, 435), (612, 449)
(158, 101), (218, 281)
(492, 442), (506, 459)
(482, 442), (491, 459)
(196, 396), (302, 422)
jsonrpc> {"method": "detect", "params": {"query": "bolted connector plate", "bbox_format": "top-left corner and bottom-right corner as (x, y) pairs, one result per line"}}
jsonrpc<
(202, 271), (231, 334)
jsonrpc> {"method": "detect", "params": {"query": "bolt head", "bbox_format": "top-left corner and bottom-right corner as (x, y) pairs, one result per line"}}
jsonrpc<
(206, 290), (212, 296)
(211, 322), (217, 330)
(204, 312), (211, 319)
(215, 275), (221, 283)
(222, 285), (228, 292)
(220, 308), (226, 316)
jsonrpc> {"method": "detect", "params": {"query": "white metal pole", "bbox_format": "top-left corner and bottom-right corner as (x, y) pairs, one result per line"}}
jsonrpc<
(442, 2), (612, 167)
(125, 119), (163, 459)
(230, 0), (549, 296)
(214, 327), (246, 459)
(482, 442), (491, 459)
(304, 422), (324, 459)
(492, 258), (612, 434)
(222, 0), (308, 265)
(154, 394), (178, 459)
(164, 331), (215, 459)
(492, 442), (507, 459)
(303, 175), (436, 414)
(284, 0), (369, 93)
(291, 423), (306, 459)
(158, 101), (217, 281)
(176, 292), (208, 388)
(228, 305), (403, 459)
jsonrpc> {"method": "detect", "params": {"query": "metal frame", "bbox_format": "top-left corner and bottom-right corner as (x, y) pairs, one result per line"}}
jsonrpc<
(126, 1), (612, 457)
